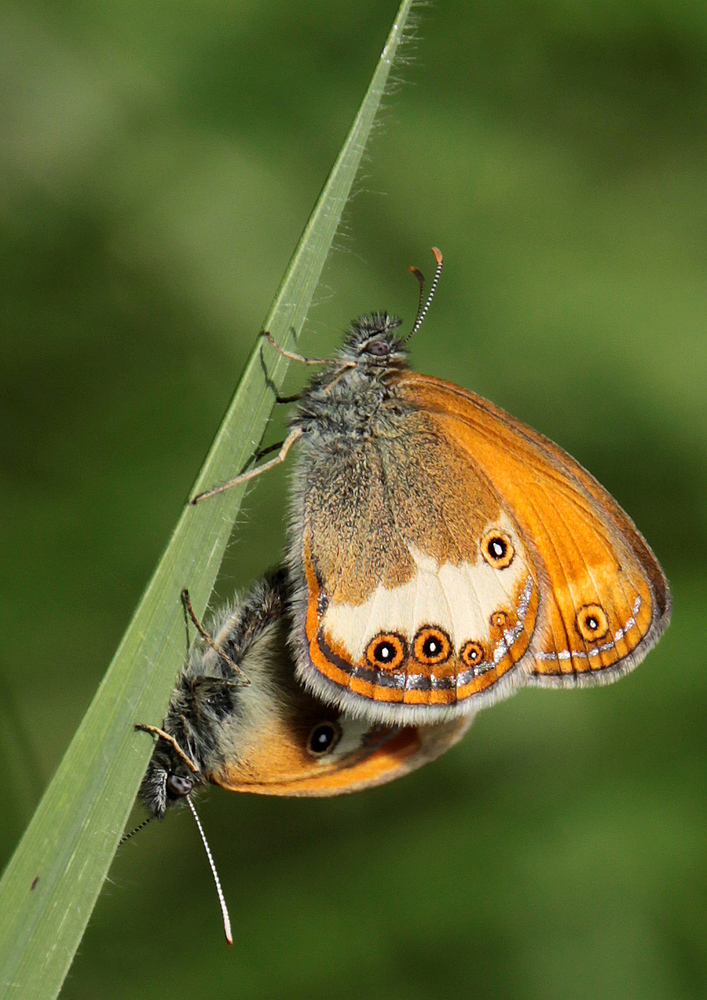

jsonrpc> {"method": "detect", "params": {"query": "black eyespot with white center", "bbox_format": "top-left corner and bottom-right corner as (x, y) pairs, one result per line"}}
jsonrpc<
(366, 632), (407, 671)
(576, 603), (609, 642)
(460, 640), (486, 672)
(481, 529), (515, 569)
(307, 720), (342, 756)
(413, 626), (452, 666)
(491, 610), (508, 629)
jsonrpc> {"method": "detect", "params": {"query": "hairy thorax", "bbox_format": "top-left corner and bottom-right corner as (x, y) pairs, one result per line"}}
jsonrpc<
(292, 366), (412, 445)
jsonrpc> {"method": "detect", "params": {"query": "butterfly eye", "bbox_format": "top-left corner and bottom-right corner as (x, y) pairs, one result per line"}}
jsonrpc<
(307, 720), (342, 756)
(460, 640), (486, 670)
(366, 339), (391, 357)
(576, 604), (609, 641)
(166, 773), (194, 801)
(481, 530), (515, 569)
(413, 626), (452, 665)
(366, 633), (407, 670)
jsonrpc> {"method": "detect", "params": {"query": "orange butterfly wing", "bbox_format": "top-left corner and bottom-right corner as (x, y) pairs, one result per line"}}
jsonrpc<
(395, 373), (671, 684)
(212, 717), (473, 796)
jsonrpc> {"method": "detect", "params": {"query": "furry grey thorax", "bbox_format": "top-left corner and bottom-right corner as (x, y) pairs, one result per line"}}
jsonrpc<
(290, 313), (415, 443)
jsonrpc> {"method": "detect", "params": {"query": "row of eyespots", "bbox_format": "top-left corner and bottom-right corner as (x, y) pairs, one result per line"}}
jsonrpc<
(365, 600), (613, 673)
(360, 530), (520, 674)
(366, 626), (493, 672)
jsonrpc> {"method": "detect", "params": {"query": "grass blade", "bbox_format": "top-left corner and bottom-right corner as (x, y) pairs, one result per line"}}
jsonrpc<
(0, 2), (416, 995)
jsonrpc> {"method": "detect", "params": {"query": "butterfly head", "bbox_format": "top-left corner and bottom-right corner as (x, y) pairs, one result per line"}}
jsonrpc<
(334, 248), (444, 373)
(139, 736), (199, 819)
(337, 313), (408, 370)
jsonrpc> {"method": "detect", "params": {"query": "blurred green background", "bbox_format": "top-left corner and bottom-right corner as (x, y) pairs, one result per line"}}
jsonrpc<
(1, 0), (706, 997)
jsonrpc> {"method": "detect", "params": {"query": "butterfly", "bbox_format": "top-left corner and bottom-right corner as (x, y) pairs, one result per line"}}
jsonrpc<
(139, 568), (473, 819)
(194, 249), (671, 726)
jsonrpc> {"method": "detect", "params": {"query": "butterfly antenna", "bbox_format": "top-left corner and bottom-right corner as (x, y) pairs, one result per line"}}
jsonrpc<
(403, 247), (443, 343)
(409, 264), (426, 326)
(118, 815), (153, 846)
(186, 795), (233, 946)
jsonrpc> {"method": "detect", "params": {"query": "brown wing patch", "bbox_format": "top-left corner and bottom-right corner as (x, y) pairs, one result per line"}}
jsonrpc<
(302, 445), (415, 604)
(301, 414), (503, 606)
(396, 373), (670, 684)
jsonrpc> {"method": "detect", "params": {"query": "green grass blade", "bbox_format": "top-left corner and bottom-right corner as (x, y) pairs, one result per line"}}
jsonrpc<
(0, 2), (416, 995)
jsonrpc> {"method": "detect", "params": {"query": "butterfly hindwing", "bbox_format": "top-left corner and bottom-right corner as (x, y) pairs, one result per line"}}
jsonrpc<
(295, 409), (541, 720)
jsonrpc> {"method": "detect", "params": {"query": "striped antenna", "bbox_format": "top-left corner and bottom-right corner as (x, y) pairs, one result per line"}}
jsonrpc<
(119, 815), (153, 846)
(186, 796), (233, 946)
(403, 247), (443, 343)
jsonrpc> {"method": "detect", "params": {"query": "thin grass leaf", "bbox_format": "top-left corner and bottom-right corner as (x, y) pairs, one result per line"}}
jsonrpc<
(0, 2), (416, 995)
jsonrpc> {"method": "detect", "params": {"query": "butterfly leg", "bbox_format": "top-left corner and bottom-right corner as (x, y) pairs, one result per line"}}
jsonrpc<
(260, 329), (331, 366)
(135, 724), (200, 774)
(253, 440), (286, 460)
(180, 588), (250, 684)
(190, 426), (303, 504)
(261, 331), (355, 373)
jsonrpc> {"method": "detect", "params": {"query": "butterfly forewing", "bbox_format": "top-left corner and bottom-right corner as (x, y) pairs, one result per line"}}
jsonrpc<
(399, 374), (670, 686)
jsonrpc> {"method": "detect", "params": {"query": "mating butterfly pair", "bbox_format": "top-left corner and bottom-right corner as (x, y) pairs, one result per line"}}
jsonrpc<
(141, 248), (669, 818)
(133, 250), (669, 944)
